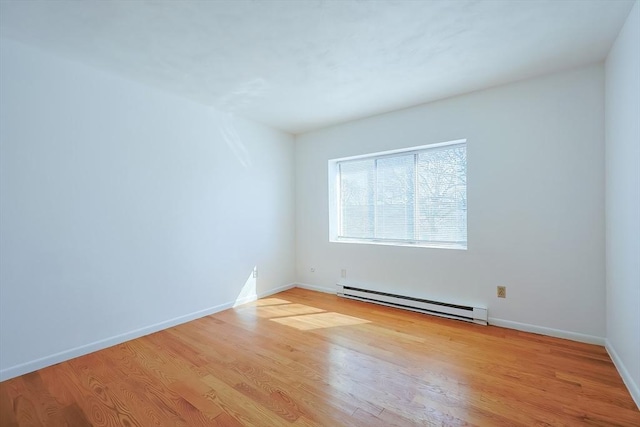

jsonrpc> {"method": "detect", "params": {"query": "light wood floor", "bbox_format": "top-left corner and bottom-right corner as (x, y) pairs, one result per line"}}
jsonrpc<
(1, 288), (638, 426)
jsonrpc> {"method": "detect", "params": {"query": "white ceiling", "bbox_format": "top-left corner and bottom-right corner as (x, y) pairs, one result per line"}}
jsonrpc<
(0, 0), (634, 134)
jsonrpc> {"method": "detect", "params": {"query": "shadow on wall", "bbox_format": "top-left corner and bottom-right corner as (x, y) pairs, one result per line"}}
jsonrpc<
(216, 78), (270, 169)
(220, 112), (252, 168)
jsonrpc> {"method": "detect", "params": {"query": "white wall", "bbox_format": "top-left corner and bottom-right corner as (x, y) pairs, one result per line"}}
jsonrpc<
(0, 38), (295, 379)
(296, 65), (605, 341)
(605, 0), (640, 407)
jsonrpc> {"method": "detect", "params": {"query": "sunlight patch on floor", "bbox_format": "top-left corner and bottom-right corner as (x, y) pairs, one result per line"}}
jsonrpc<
(270, 312), (370, 330)
(251, 298), (292, 306)
(254, 303), (325, 318)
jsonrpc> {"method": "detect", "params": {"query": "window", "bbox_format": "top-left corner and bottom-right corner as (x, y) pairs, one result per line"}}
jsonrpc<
(329, 140), (467, 249)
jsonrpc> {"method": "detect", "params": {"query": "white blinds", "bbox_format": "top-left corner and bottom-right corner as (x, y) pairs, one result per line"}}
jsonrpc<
(338, 142), (466, 247)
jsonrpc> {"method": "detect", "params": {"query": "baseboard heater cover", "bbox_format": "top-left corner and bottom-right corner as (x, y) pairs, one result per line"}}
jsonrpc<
(336, 284), (488, 325)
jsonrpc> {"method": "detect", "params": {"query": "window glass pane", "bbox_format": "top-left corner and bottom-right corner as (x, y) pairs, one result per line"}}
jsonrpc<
(335, 141), (466, 248)
(375, 154), (414, 240)
(416, 145), (466, 244)
(340, 159), (374, 238)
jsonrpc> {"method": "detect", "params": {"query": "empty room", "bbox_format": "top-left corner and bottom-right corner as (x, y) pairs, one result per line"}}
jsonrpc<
(0, 0), (639, 425)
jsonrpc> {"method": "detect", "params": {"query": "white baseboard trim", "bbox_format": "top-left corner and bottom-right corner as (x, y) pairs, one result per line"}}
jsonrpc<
(294, 282), (336, 294)
(0, 283), (297, 382)
(605, 339), (640, 409)
(488, 317), (605, 345)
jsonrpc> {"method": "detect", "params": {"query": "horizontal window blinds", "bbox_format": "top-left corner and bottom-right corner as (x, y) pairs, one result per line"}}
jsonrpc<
(338, 142), (466, 247)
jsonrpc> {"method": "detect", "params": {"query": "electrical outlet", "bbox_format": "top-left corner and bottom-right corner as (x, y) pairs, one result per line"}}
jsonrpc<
(341, 269), (347, 278)
(497, 286), (506, 298)
(252, 267), (257, 279)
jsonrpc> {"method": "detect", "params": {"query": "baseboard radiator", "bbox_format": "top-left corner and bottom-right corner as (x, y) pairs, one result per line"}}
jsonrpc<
(336, 284), (488, 325)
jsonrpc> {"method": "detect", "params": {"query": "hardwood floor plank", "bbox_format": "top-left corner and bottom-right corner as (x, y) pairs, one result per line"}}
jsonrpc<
(168, 380), (225, 421)
(19, 372), (68, 426)
(3, 378), (44, 427)
(97, 351), (188, 424)
(166, 322), (360, 425)
(0, 381), (20, 427)
(174, 313), (383, 422)
(59, 403), (92, 427)
(1, 288), (638, 426)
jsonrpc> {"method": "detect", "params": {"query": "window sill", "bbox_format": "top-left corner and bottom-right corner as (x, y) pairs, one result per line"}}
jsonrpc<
(330, 238), (467, 251)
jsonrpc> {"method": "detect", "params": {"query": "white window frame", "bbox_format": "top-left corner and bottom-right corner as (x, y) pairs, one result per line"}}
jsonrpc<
(328, 139), (467, 250)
